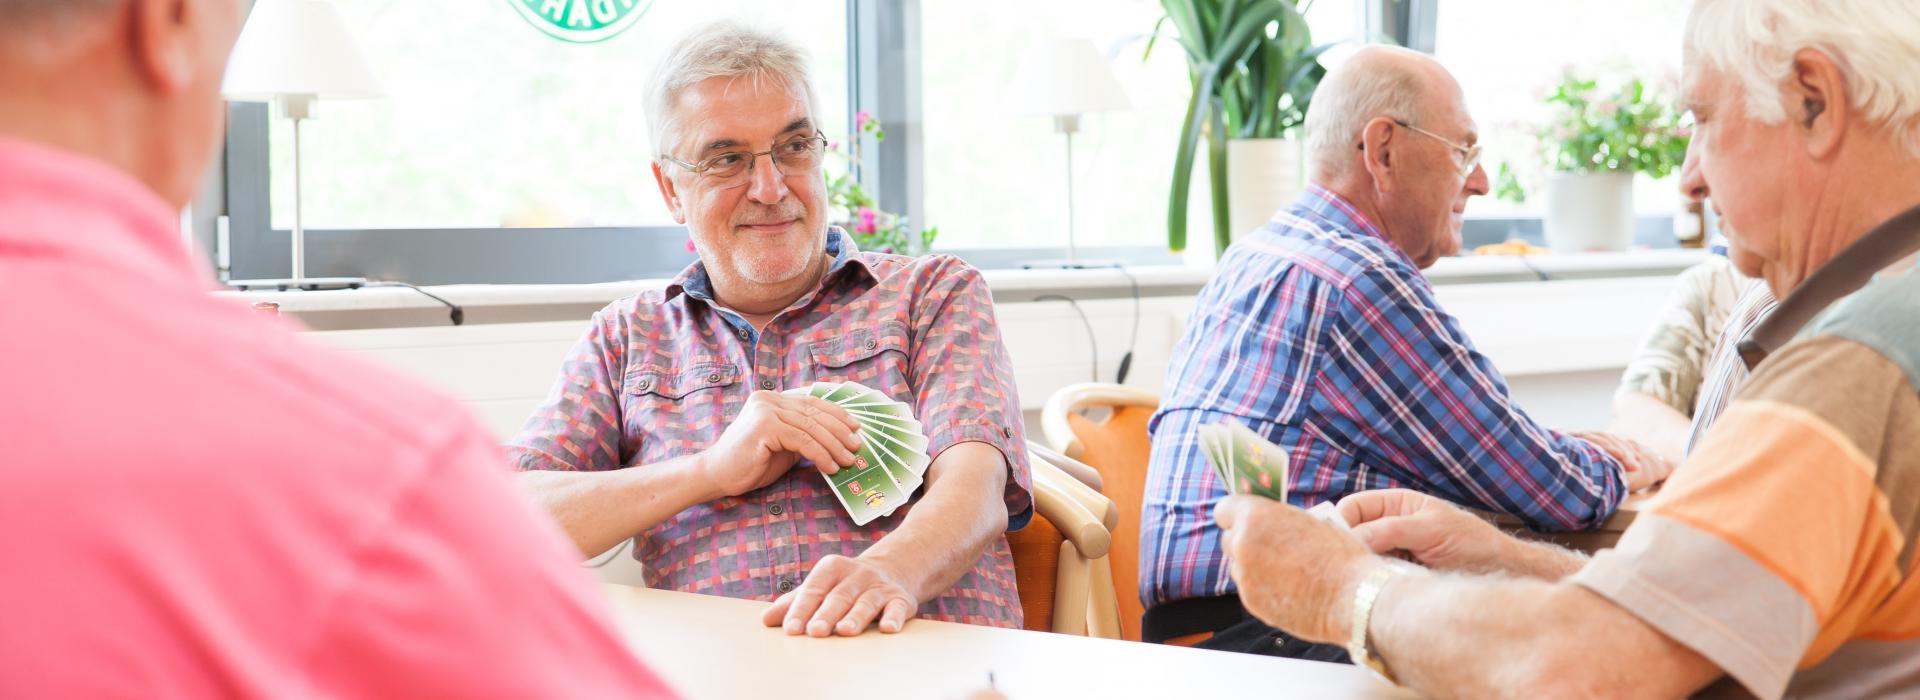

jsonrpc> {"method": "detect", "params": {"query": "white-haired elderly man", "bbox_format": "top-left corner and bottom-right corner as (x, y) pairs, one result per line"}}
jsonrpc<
(513, 21), (1033, 638)
(1140, 45), (1674, 657)
(1217, 0), (1920, 696)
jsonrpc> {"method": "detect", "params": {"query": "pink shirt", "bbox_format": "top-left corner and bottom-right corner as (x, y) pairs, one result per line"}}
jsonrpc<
(0, 138), (675, 698)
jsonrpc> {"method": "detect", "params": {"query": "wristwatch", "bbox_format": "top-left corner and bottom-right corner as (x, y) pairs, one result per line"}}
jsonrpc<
(1346, 563), (1405, 685)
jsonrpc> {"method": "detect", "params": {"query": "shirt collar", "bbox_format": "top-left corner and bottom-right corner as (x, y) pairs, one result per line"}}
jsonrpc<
(1289, 183), (1419, 269)
(665, 226), (870, 303)
(0, 136), (199, 286)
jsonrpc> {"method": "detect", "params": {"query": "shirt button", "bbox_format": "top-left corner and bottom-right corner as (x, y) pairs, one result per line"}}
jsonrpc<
(864, 338), (877, 350)
(635, 379), (651, 390)
(777, 578), (795, 593)
(707, 373), (721, 383)
(738, 328), (750, 341)
(760, 379), (775, 390)
(768, 504), (785, 516)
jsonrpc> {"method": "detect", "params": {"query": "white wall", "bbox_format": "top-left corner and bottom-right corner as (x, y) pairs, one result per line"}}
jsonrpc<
(309, 274), (1675, 441)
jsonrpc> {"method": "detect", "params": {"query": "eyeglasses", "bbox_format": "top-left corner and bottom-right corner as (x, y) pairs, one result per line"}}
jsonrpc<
(1392, 119), (1482, 178)
(661, 133), (829, 187)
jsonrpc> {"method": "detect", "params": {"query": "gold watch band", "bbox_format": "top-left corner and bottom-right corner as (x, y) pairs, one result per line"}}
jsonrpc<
(1346, 563), (1403, 685)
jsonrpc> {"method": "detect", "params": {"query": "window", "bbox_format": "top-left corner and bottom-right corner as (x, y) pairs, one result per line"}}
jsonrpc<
(1432, 0), (1692, 218)
(916, 0), (1365, 250)
(263, 0), (849, 231)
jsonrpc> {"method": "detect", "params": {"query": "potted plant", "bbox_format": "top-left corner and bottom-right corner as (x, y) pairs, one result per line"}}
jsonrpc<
(1496, 72), (1690, 252)
(1151, 0), (1329, 256)
(824, 112), (939, 255)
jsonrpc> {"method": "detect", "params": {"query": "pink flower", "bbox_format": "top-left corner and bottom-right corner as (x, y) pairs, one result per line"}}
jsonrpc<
(684, 238), (697, 254)
(828, 141), (841, 151)
(856, 207), (878, 234)
(856, 111), (872, 129)
(881, 245), (895, 254)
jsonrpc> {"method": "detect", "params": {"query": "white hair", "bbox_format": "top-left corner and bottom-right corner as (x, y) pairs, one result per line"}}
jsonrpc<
(1686, 0), (1920, 155)
(1302, 47), (1429, 180)
(645, 20), (818, 162)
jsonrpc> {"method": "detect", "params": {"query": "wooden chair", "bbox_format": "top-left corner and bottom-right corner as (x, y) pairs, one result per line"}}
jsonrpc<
(1041, 383), (1161, 643)
(1009, 441), (1122, 637)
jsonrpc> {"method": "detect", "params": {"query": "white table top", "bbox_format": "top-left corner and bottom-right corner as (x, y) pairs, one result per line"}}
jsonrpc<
(603, 585), (1417, 700)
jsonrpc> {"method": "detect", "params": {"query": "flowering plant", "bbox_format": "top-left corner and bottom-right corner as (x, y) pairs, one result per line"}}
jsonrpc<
(1495, 72), (1692, 202)
(824, 111), (939, 255)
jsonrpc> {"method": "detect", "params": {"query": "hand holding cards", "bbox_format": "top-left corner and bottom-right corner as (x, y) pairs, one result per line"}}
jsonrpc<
(1199, 418), (1350, 530)
(784, 381), (931, 525)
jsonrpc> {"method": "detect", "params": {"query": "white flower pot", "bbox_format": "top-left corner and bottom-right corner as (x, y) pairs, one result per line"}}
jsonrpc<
(1226, 138), (1305, 243)
(1543, 171), (1635, 253)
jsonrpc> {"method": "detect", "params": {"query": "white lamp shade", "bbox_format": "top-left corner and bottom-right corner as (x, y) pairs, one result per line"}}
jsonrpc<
(1004, 37), (1130, 116)
(222, 0), (382, 101)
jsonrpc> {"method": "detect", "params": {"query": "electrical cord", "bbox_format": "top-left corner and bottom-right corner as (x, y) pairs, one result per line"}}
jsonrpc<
(1103, 264), (1142, 385)
(1034, 294), (1098, 382)
(366, 281), (466, 326)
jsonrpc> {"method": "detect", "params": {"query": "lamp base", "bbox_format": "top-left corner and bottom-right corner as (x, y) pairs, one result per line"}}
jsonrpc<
(227, 276), (368, 291)
(1018, 259), (1123, 270)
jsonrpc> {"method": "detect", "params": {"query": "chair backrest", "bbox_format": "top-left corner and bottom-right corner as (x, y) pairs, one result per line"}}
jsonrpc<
(1042, 383), (1160, 643)
(1009, 446), (1116, 636)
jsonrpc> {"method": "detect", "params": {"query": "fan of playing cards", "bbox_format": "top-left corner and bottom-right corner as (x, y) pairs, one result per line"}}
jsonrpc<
(1198, 418), (1352, 530)
(785, 381), (930, 526)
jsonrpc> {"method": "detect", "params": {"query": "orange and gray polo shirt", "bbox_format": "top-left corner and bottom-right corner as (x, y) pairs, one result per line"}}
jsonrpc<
(1572, 264), (1920, 699)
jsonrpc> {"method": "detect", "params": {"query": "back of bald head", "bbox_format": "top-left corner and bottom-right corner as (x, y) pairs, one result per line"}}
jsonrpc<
(1303, 46), (1444, 182)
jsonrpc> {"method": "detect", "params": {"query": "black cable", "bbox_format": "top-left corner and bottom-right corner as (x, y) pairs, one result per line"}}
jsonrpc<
(1104, 264), (1142, 385)
(1034, 294), (1098, 382)
(367, 281), (465, 326)
(1516, 254), (1554, 282)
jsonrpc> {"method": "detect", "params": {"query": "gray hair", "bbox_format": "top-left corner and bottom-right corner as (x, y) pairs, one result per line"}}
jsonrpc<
(1686, 0), (1920, 155)
(1302, 47), (1430, 180)
(645, 20), (817, 161)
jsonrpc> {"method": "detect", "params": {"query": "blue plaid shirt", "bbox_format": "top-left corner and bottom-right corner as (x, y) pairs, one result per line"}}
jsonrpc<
(1141, 186), (1626, 606)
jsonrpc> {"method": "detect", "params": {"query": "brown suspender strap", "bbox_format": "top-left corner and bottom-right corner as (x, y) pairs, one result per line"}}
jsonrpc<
(1737, 203), (1920, 370)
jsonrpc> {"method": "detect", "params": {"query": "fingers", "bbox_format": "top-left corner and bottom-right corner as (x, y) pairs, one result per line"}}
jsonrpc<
(805, 581), (860, 638)
(877, 597), (915, 633)
(779, 405), (858, 466)
(1212, 494), (1262, 531)
(778, 575), (833, 635)
(1350, 516), (1417, 555)
(803, 396), (863, 434)
(1336, 488), (1424, 526)
(762, 588), (797, 628)
(835, 587), (891, 636)
(770, 423), (844, 476)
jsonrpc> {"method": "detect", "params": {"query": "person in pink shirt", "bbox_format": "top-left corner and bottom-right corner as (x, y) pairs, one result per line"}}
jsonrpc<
(0, 1), (675, 697)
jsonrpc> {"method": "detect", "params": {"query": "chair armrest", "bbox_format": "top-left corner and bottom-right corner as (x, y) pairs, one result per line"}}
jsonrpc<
(1031, 458), (1113, 559)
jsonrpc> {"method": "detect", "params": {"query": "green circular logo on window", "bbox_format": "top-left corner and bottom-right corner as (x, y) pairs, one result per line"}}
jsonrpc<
(507, 0), (652, 44)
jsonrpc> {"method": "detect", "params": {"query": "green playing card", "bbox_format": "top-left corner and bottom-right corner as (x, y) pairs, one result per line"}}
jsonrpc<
(858, 429), (925, 494)
(820, 382), (871, 404)
(1223, 420), (1288, 500)
(824, 440), (909, 525)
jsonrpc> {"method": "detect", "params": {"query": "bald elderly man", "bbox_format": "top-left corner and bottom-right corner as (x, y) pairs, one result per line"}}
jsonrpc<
(1218, 0), (1920, 696)
(1141, 45), (1673, 657)
(0, 1), (669, 695)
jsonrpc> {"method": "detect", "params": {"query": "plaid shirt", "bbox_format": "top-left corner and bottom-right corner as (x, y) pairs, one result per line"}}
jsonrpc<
(1142, 186), (1626, 606)
(511, 229), (1031, 627)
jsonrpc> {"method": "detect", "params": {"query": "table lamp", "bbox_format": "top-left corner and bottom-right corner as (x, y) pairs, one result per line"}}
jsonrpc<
(221, 0), (383, 291)
(1003, 37), (1130, 269)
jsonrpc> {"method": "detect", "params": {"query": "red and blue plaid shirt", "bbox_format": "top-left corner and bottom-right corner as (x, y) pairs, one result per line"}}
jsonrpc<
(510, 229), (1032, 628)
(1142, 186), (1626, 606)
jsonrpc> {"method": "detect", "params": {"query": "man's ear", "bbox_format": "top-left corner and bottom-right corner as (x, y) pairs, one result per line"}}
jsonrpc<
(129, 0), (197, 94)
(652, 160), (688, 225)
(1358, 116), (1399, 193)
(1787, 48), (1848, 159)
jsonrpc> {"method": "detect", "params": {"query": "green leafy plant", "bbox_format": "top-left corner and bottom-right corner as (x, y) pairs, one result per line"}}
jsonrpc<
(1496, 72), (1692, 203)
(1149, 0), (1330, 253)
(824, 111), (939, 254)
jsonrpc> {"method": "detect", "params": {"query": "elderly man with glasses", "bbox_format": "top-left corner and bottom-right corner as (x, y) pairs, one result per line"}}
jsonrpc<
(511, 21), (1032, 638)
(1140, 45), (1675, 658)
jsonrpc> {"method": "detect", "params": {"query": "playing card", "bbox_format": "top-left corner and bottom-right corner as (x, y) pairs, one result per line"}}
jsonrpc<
(858, 429), (925, 495)
(823, 440), (909, 526)
(806, 381), (843, 399)
(861, 422), (931, 477)
(820, 382), (870, 404)
(1223, 420), (1288, 500)
(1307, 502), (1351, 532)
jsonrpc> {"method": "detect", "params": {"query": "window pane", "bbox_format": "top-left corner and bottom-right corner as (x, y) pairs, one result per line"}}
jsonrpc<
(267, 1), (848, 230)
(919, 0), (1364, 250)
(1433, 0), (1691, 217)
